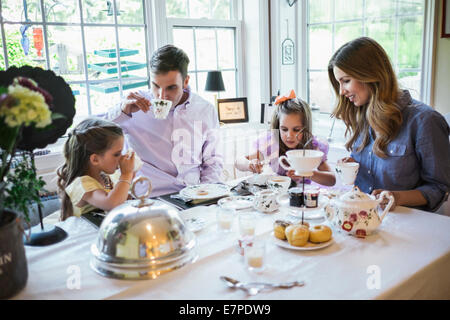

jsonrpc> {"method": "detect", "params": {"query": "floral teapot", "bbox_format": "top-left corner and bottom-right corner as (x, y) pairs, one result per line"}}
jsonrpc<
(325, 186), (394, 238)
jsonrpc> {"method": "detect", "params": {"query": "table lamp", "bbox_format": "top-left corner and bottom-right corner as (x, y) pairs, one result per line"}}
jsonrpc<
(205, 70), (225, 108)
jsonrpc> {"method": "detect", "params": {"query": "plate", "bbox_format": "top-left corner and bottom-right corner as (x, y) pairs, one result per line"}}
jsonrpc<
(217, 196), (254, 210)
(184, 217), (206, 233)
(179, 183), (231, 200)
(271, 232), (334, 251)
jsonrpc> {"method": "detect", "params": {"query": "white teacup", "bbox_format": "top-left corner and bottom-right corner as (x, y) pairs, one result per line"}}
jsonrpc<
(278, 149), (324, 176)
(335, 161), (360, 185)
(266, 175), (291, 194)
(152, 99), (173, 119)
(253, 190), (280, 213)
(126, 150), (143, 172)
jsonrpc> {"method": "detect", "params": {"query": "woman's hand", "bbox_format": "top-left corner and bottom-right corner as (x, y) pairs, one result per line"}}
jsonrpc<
(249, 159), (264, 174)
(371, 189), (396, 211)
(119, 151), (135, 176)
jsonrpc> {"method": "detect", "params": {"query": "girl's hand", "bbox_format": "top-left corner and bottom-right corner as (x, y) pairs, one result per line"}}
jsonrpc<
(249, 159), (264, 174)
(119, 152), (135, 176)
(338, 156), (357, 164)
(372, 189), (397, 211)
(286, 170), (305, 181)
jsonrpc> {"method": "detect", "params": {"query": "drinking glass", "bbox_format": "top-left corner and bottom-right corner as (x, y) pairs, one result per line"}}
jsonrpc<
(216, 207), (235, 232)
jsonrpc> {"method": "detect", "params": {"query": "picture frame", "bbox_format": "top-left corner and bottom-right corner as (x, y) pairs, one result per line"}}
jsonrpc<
(217, 97), (249, 123)
(443, 0), (450, 38)
(260, 103), (276, 125)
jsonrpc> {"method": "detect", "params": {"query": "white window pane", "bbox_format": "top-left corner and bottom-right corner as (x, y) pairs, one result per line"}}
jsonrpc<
(335, 0), (363, 21)
(398, 0), (424, 15)
(48, 26), (85, 82)
(188, 72), (198, 92)
(195, 28), (217, 71)
(398, 16), (423, 69)
(5, 24), (47, 68)
(365, 19), (395, 59)
(197, 71), (215, 103)
(309, 71), (335, 114)
(189, 0), (210, 19)
(70, 84), (90, 121)
(82, 0), (114, 24)
(309, 25), (332, 70)
(166, 0), (188, 18)
(173, 28), (196, 70)
(398, 71), (421, 100)
(335, 22), (363, 50)
(45, 0), (80, 23)
(83, 27), (117, 81)
(211, 0), (231, 20)
(2, 0), (42, 22)
(118, 27), (148, 79)
(117, 0), (144, 24)
(89, 83), (121, 115)
(217, 28), (235, 69)
(366, 0), (395, 18)
(219, 70), (236, 98)
(308, 0), (332, 24)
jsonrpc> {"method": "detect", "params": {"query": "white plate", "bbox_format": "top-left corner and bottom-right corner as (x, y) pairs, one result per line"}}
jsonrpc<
(179, 183), (231, 200)
(271, 232), (334, 251)
(184, 217), (206, 233)
(217, 196), (254, 210)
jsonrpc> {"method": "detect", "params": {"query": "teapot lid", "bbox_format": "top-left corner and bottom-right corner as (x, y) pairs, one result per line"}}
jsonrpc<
(340, 186), (374, 202)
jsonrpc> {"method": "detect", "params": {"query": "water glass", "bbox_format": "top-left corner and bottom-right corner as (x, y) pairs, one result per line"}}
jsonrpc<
(239, 212), (257, 238)
(244, 240), (266, 272)
(216, 207), (235, 232)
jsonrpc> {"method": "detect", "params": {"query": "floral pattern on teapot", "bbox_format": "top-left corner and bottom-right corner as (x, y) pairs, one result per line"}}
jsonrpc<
(325, 186), (394, 238)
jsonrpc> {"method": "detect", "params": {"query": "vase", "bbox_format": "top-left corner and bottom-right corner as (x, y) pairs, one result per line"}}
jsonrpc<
(0, 209), (28, 299)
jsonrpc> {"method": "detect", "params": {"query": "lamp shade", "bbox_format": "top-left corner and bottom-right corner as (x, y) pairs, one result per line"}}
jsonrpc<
(205, 71), (225, 92)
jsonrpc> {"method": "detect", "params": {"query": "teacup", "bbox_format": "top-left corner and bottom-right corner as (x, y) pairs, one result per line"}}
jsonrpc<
(152, 99), (173, 119)
(266, 175), (291, 194)
(253, 190), (279, 213)
(335, 161), (360, 185)
(278, 149), (324, 176)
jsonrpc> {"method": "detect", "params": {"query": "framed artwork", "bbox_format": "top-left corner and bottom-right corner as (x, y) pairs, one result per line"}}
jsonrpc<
(260, 103), (276, 125)
(443, 0), (450, 38)
(217, 98), (249, 123)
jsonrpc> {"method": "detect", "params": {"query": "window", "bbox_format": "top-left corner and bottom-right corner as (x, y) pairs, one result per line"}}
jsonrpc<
(0, 0), (150, 123)
(165, 0), (242, 104)
(306, 0), (426, 113)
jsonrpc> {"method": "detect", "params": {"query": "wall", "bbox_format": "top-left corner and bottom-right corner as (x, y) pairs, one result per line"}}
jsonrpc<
(433, 0), (450, 115)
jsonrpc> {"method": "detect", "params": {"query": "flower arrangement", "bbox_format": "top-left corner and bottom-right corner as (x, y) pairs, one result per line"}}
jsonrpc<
(0, 66), (75, 224)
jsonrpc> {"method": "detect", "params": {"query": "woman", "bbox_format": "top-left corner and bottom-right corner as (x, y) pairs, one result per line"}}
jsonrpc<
(328, 37), (450, 212)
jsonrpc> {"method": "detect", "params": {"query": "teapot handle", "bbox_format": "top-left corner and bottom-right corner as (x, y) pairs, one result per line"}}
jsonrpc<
(378, 191), (395, 221)
(278, 156), (292, 171)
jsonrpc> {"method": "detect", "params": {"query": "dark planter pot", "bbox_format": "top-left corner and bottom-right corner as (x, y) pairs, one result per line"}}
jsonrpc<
(0, 209), (28, 299)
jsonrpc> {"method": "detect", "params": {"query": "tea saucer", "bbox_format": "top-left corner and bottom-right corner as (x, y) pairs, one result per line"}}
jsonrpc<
(271, 232), (334, 251)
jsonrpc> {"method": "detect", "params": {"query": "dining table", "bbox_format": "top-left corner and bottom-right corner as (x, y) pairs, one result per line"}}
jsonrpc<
(12, 177), (450, 300)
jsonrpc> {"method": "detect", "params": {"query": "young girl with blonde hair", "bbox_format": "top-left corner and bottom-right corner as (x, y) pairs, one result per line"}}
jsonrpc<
(57, 117), (135, 221)
(235, 90), (335, 187)
(329, 37), (450, 211)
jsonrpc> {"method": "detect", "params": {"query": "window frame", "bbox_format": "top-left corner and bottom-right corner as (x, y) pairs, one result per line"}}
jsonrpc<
(295, 0), (436, 108)
(166, 17), (244, 97)
(0, 0), (151, 118)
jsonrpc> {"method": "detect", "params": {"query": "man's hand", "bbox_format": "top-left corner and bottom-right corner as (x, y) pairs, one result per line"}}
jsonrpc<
(121, 92), (151, 114)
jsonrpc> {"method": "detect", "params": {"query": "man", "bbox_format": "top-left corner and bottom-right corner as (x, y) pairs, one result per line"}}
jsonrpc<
(106, 45), (223, 197)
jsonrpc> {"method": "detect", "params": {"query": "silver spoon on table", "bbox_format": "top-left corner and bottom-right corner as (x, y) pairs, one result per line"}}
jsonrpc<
(220, 276), (305, 296)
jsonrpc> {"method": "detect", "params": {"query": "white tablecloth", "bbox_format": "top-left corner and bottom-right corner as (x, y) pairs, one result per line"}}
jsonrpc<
(13, 200), (450, 300)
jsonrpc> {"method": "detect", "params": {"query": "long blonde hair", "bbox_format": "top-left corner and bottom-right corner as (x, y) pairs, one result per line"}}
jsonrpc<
(328, 37), (403, 158)
(270, 97), (313, 156)
(57, 118), (123, 220)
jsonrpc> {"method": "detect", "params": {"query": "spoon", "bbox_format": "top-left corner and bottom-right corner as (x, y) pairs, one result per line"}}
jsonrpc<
(220, 276), (305, 296)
